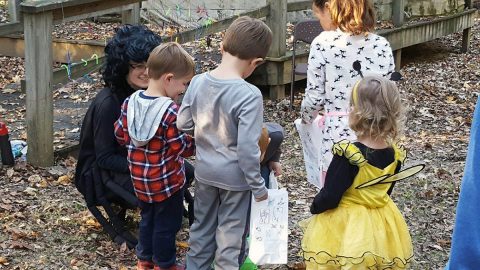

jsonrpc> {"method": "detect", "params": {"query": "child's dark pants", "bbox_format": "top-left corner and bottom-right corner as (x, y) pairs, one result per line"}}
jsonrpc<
(136, 187), (184, 268)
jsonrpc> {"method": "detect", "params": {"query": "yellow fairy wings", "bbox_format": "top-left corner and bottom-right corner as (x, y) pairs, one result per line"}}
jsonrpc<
(355, 164), (425, 189)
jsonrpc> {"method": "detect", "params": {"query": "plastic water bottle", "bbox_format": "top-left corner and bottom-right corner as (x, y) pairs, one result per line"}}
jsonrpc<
(0, 122), (14, 166)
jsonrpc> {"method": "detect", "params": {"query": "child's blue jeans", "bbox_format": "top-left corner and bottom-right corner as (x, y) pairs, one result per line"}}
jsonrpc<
(136, 187), (184, 268)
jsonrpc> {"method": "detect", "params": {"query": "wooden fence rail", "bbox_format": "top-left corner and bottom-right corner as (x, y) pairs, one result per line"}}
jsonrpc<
(168, 5), (270, 44)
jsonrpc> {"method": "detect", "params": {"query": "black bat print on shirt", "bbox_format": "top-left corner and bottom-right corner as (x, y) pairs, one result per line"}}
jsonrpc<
(357, 46), (364, 54)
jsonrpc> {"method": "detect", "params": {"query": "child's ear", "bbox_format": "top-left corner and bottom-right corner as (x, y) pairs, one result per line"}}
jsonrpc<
(324, 1), (331, 10)
(165, 73), (174, 81)
(252, 58), (265, 67)
(219, 42), (224, 53)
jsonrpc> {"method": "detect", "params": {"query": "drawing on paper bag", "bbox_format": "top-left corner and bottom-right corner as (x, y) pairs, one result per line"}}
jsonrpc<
(249, 189), (288, 265)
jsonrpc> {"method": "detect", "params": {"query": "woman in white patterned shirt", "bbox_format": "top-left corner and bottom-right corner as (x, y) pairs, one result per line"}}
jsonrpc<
(300, 0), (395, 187)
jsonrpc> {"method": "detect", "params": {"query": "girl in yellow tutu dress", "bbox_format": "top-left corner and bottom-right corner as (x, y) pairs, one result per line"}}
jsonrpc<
(300, 75), (413, 269)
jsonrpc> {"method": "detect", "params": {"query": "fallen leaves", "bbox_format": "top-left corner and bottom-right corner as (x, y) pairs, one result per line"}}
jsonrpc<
(0, 256), (8, 265)
(84, 218), (102, 229)
(1, 88), (15, 94)
(9, 240), (33, 250)
(7, 227), (40, 241)
(6, 168), (14, 177)
(23, 187), (38, 196)
(57, 175), (72, 185)
(177, 241), (189, 248)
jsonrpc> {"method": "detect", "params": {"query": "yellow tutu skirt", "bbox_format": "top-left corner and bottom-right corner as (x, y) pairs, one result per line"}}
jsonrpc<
(299, 201), (413, 270)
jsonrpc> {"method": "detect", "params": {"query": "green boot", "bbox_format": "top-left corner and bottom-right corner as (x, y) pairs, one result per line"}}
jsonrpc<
(240, 236), (258, 270)
(240, 256), (258, 270)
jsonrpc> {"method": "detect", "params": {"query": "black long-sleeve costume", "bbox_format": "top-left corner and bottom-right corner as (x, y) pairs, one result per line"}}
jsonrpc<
(310, 142), (401, 214)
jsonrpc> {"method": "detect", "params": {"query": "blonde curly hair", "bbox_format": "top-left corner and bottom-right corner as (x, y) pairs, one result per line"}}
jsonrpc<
(349, 76), (405, 144)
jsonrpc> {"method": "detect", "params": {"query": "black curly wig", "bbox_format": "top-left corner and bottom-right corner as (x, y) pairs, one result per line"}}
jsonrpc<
(102, 24), (162, 99)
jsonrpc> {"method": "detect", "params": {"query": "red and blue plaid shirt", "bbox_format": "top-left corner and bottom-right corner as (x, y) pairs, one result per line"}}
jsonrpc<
(114, 98), (195, 203)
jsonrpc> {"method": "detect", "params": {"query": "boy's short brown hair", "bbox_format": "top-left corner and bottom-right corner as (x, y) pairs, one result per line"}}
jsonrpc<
(147, 42), (195, 79)
(222, 16), (273, 60)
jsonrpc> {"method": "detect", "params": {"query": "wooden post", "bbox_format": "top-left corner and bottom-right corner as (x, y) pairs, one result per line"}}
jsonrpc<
(461, 27), (472, 52)
(392, 0), (405, 27)
(394, 49), (402, 71)
(8, 0), (22, 22)
(265, 0), (287, 99)
(24, 11), (54, 166)
(122, 3), (141, 25)
(462, 0), (472, 52)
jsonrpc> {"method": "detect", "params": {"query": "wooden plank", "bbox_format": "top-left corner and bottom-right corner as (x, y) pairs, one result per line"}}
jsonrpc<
(168, 5), (270, 44)
(22, 0), (101, 12)
(392, 0), (405, 27)
(394, 49), (402, 71)
(24, 11), (54, 166)
(0, 36), (105, 63)
(269, 85), (286, 100)
(54, 143), (80, 159)
(50, 0), (141, 21)
(378, 9), (476, 36)
(2, 4), (126, 26)
(287, 1), (311, 12)
(54, 6), (124, 24)
(379, 9), (476, 51)
(8, 0), (22, 23)
(21, 0), (133, 13)
(266, 0), (286, 58)
(461, 27), (472, 52)
(0, 22), (23, 35)
(20, 55), (106, 92)
(265, 0), (287, 99)
(52, 56), (105, 86)
(121, 3), (141, 25)
(463, 0), (473, 52)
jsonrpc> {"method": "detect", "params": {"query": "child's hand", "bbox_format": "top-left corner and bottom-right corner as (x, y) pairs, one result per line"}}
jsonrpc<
(255, 192), (268, 202)
(269, 161), (283, 177)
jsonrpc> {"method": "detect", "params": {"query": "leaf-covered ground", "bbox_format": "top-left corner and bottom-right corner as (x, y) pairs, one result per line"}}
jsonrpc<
(0, 12), (479, 269)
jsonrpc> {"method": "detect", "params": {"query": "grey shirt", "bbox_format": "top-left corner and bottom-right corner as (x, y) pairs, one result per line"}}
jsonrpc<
(177, 73), (267, 199)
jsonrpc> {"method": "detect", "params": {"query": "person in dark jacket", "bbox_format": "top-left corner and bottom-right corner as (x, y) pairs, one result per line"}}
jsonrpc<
(75, 25), (162, 191)
(259, 122), (284, 188)
(74, 25), (163, 252)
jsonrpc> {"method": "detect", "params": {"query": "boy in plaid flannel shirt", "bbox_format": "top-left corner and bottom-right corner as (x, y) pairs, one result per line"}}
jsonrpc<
(114, 42), (195, 270)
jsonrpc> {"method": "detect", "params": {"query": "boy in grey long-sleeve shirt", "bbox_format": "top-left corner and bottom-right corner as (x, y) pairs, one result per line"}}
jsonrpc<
(177, 16), (272, 270)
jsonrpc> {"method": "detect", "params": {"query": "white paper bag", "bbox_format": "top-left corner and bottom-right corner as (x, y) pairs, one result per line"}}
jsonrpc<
(294, 117), (324, 188)
(249, 189), (288, 265)
(269, 171), (279, 189)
